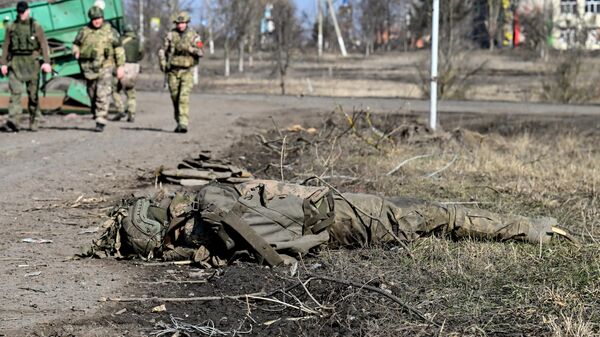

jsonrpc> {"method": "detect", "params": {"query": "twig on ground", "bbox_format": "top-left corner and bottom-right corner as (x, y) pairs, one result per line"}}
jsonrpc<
(137, 280), (207, 285)
(307, 275), (439, 327)
(136, 260), (193, 266)
(151, 315), (252, 336)
(387, 154), (434, 176)
(439, 201), (492, 205)
(296, 173), (359, 182)
(426, 155), (458, 178)
(280, 135), (287, 182)
(269, 116), (284, 139)
(255, 134), (281, 153)
(263, 316), (317, 326)
(102, 292), (267, 303)
(246, 295), (320, 315)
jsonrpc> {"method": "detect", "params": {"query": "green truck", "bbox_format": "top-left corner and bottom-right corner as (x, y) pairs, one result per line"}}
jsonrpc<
(0, 0), (125, 111)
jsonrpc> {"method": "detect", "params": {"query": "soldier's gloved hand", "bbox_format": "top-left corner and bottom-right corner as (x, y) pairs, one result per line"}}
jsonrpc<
(116, 66), (125, 80)
(0, 65), (7, 76)
(41, 63), (52, 73)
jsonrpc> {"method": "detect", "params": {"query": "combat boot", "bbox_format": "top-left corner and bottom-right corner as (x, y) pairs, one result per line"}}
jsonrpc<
(0, 120), (19, 133)
(174, 125), (188, 134)
(111, 112), (127, 121)
(29, 117), (39, 132)
(95, 123), (105, 133)
(126, 112), (135, 123)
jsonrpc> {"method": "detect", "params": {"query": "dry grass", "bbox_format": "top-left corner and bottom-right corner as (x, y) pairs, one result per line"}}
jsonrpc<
(229, 109), (600, 336)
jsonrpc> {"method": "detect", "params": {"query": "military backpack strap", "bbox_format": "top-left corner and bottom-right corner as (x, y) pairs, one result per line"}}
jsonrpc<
(163, 195), (199, 241)
(121, 36), (133, 46)
(30, 18), (35, 39)
(302, 190), (335, 234)
(203, 203), (284, 267)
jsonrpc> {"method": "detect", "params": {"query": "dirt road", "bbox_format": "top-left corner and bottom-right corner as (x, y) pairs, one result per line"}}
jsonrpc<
(0, 92), (295, 336)
(1, 92), (598, 336)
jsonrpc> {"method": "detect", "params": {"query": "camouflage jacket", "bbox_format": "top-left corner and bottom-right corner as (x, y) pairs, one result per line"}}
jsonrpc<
(73, 23), (125, 80)
(159, 28), (203, 70)
(0, 18), (50, 66)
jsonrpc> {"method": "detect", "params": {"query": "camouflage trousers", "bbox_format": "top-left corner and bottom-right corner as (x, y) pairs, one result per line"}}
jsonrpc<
(167, 67), (193, 128)
(8, 55), (41, 129)
(330, 194), (557, 247)
(113, 63), (139, 117)
(86, 67), (113, 125)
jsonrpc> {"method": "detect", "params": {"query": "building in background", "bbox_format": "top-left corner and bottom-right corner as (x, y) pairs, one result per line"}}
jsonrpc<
(516, 0), (600, 49)
(551, 0), (600, 49)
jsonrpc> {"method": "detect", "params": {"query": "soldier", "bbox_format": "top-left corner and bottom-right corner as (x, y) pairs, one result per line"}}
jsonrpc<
(158, 11), (204, 134)
(72, 6), (125, 132)
(111, 24), (143, 123)
(0, 1), (52, 132)
(87, 179), (574, 266)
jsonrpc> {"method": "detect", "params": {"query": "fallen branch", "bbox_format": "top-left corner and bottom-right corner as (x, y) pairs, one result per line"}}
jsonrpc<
(308, 275), (439, 327)
(387, 154), (434, 176)
(137, 280), (208, 285)
(246, 295), (320, 315)
(426, 155), (458, 178)
(151, 315), (252, 337)
(280, 135), (287, 182)
(137, 260), (193, 266)
(439, 201), (492, 205)
(101, 292), (267, 303)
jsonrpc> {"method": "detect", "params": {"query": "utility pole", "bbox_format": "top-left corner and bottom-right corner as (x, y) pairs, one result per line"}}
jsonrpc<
(317, 0), (323, 57)
(430, 0), (439, 131)
(326, 0), (347, 57)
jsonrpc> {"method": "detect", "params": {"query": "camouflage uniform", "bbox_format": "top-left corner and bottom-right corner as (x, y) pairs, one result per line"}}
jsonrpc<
(158, 11), (204, 133)
(73, 6), (125, 131)
(0, 4), (50, 132)
(88, 180), (572, 266)
(112, 24), (143, 122)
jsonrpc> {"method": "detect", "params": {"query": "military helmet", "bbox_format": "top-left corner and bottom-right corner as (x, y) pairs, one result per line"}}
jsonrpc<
(88, 6), (104, 20)
(173, 11), (191, 23)
(124, 23), (135, 33)
(16, 1), (29, 14)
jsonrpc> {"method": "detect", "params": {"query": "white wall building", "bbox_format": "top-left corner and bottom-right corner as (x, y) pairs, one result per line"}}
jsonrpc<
(517, 0), (600, 49)
(553, 0), (600, 49)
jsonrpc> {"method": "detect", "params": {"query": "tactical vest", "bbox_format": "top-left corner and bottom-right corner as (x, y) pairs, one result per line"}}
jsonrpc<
(195, 182), (335, 264)
(9, 19), (40, 55)
(121, 34), (142, 63)
(169, 29), (199, 68)
(78, 23), (116, 76)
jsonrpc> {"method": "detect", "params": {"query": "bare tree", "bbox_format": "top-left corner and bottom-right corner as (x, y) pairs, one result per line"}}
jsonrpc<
(358, 0), (409, 55)
(213, 0), (263, 76)
(517, 1), (554, 59)
(485, 0), (503, 50)
(271, 0), (300, 95)
(412, 0), (486, 99)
